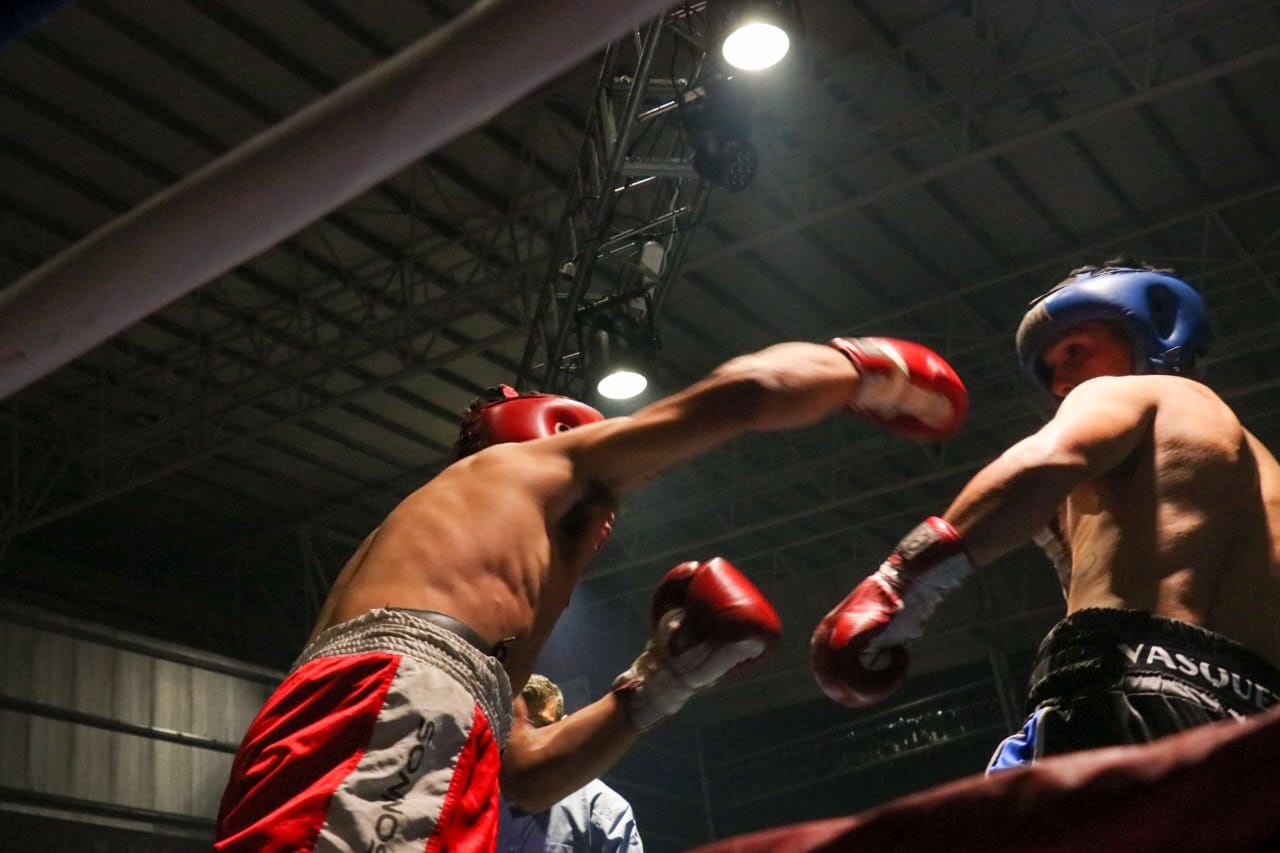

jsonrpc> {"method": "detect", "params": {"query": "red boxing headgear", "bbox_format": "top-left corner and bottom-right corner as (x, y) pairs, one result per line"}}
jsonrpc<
(451, 385), (604, 460)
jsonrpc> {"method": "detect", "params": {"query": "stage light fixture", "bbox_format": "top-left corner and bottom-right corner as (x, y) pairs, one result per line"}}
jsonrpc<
(590, 326), (649, 401)
(597, 364), (648, 400)
(719, 1), (792, 72)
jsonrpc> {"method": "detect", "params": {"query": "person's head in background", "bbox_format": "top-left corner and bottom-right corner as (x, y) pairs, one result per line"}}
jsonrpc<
(522, 674), (566, 728)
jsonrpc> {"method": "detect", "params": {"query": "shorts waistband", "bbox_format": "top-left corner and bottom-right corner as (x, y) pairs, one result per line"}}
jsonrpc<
(1029, 608), (1280, 715)
(291, 608), (514, 747)
(386, 607), (513, 660)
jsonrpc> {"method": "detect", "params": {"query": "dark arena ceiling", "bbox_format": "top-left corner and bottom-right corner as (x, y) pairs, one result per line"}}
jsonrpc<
(2, 1), (1279, 849)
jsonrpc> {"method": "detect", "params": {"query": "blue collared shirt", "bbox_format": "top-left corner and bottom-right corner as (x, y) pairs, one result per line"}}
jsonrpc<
(498, 778), (643, 853)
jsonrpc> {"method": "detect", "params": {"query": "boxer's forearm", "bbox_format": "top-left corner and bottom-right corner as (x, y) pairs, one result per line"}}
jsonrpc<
(499, 692), (638, 812)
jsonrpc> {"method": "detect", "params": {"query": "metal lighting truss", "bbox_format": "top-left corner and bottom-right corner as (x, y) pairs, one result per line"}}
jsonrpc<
(517, 8), (718, 395)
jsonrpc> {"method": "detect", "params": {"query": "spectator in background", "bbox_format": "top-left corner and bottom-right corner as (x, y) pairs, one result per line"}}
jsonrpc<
(498, 674), (643, 852)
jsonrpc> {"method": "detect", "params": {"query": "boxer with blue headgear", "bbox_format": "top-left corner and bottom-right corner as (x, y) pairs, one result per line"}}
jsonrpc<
(1014, 264), (1213, 392)
(811, 258), (1280, 784)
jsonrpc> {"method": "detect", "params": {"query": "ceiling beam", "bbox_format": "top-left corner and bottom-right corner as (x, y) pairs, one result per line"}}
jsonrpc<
(0, 0), (682, 401)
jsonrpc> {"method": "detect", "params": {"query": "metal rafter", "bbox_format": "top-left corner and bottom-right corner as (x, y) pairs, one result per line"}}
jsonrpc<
(684, 5), (1280, 275)
(517, 9), (723, 395)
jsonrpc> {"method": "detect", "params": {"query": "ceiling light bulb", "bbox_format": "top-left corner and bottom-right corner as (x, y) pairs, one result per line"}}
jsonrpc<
(722, 21), (790, 71)
(596, 370), (647, 400)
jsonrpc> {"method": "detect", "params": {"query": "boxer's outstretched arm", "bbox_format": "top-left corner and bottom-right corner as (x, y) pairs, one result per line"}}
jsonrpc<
(556, 339), (966, 499)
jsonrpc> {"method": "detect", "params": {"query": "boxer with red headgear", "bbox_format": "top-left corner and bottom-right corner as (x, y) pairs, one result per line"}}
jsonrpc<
(451, 385), (606, 459)
(215, 336), (968, 853)
(811, 260), (1280, 778)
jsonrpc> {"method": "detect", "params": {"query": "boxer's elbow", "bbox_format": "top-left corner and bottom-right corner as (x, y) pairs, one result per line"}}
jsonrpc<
(498, 735), (559, 811)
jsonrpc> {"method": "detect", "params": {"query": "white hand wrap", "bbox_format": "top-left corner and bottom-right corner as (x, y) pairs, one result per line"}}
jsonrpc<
(612, 608), (767, 731)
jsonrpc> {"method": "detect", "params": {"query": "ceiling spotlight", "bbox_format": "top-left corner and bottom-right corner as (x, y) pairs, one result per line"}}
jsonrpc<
(588, 321), (654, 402)
(720, 2), (792, 72)
(597, 368), (648, 401)
(723, 21), (789, 71)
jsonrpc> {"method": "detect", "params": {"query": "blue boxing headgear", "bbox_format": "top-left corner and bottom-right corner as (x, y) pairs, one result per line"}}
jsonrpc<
(1015, 266), (1212, 392)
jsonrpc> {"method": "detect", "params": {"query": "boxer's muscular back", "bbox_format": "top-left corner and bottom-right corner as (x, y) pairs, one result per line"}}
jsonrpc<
(1063, 375), (1280, 666)
(308, 439), (614, 688)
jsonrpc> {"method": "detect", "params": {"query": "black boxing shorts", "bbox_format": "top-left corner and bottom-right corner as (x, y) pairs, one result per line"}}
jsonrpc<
(987, 608), (1280, 772)
(214, 608), (513, 852)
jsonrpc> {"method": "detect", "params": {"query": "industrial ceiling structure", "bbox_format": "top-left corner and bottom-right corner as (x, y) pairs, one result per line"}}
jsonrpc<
(2, 1), (1279, 849)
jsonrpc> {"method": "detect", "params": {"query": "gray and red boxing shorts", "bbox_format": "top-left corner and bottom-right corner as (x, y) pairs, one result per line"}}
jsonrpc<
(988, 608), (1280, 772)
(215, 608), (513, 852)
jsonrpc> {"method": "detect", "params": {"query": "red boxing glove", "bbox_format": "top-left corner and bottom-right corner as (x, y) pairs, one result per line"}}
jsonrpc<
(828, 337), (968, 440)
(614, 558), (782, 731)
(811, 517), (974, 708)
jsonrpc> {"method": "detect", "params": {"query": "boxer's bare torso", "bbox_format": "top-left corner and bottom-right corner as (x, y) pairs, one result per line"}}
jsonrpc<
(308, 436), (617, 690)
(1056, 373), (1280, 666)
